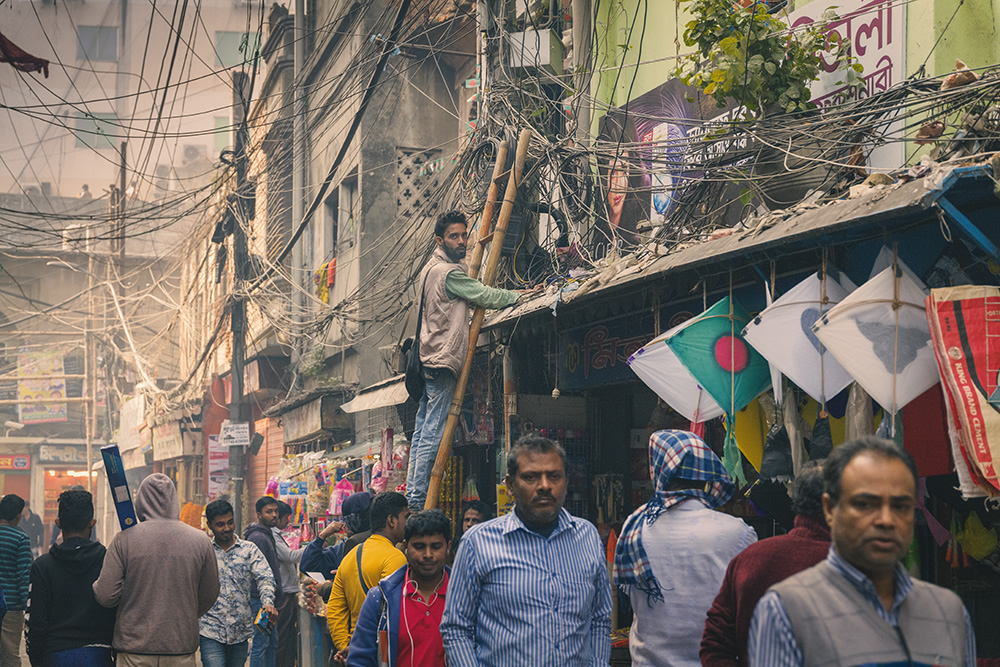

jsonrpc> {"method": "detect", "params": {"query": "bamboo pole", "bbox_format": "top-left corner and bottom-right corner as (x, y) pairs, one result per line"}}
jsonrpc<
(467, 140), (510, 281)
(424, 128), (532, 509)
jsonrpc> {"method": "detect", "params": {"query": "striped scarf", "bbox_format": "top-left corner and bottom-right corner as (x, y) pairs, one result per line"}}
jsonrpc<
(613, 430), (735, 605)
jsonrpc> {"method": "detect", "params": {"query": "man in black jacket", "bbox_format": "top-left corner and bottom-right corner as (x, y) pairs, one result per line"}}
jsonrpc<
(245, 497), (283, 667)
(25, 489), (116, 667)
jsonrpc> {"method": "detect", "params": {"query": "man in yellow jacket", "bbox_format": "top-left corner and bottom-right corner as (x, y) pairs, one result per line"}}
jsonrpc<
(327, 491), (409, 664)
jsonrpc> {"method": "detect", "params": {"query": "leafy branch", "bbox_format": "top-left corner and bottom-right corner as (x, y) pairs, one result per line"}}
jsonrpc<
(675, 0), (862, 114)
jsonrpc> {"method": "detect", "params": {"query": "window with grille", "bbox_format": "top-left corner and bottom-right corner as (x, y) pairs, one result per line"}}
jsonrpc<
(396, 148), (442, 218)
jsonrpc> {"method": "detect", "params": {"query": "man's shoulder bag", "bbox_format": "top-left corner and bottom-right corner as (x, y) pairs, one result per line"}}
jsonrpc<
(404, 271), (431, 402)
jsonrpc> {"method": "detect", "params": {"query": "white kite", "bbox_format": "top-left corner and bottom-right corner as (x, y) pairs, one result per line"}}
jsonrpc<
(744, 272), (854, 406)
(812, 260), (937, 418)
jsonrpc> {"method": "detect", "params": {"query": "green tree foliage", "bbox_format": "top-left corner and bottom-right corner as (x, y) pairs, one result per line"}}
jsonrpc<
(675, 0), (862, 114)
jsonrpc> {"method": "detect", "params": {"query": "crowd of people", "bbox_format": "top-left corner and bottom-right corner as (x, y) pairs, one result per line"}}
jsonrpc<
(0, 429), (978, 667)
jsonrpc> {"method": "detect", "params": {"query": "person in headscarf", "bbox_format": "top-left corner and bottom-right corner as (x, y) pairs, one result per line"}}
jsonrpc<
(613, 430), (756, 667)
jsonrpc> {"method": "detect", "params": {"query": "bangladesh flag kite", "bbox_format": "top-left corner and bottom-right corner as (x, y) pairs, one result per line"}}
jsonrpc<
(629, 297), (771, 483)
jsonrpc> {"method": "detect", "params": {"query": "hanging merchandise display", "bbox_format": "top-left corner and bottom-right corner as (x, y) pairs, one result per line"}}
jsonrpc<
(845, 382), (875, 441)
(629, 296), (771, 483)
(783, 388), (807, 477)
(956, 511), (998, 560)
(812, 259), (938, 423)
(807, 405), (833, 460)
(279, 480), (309, 525)
(759, 421), (793, 481)
(743, 271), (855, 407)
(369, 429), (409, 493)
(926, 285), (1000, 495)
(331, 476), (356, 515)
(462, 475), (480, 502)
(726, 399), (766, 472)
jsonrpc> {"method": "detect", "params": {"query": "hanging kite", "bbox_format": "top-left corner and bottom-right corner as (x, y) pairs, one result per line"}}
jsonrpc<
(627, 321), (726, 425)
(629, 297), (771, 483)
(812, 258), (938, 426)
(743, 271), (854, 407)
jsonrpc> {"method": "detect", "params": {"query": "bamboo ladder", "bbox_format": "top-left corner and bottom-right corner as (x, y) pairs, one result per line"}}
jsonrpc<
(423, 128), (532, 509)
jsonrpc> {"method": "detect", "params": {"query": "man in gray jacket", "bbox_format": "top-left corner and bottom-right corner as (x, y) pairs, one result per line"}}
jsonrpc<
(406, 210), (524, 510)
(748, 437), (976, 666)
(93, 473), (219, 667)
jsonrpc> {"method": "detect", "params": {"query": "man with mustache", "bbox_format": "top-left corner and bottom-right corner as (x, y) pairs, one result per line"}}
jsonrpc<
(405, 209), (525, 510)
(748, 436), (976, 666)
(440, 434), (612, 666)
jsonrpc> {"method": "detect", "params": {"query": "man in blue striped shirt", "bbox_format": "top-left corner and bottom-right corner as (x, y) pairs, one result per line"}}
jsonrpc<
(440, 434), (612, 667)
(748, 436), (976, 666)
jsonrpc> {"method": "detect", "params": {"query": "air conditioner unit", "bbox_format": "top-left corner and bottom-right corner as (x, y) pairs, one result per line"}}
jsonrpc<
(182, 144), (208, 164)
(508, 29), (564, 77)
(62, 223), (93, 251)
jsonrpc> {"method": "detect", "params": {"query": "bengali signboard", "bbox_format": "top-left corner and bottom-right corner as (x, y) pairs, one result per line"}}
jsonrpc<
(789, 0), (905, 168)
(17, 350), (67, 424)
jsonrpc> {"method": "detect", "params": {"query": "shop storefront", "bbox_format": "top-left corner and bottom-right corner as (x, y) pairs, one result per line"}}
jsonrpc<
(30, 443), (102, 544)
(482, 162), (1000, 659)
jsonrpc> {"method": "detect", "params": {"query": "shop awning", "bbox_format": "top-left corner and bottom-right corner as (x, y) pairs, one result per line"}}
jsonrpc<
(483, 163), (998, 330)
(326, 440), (380, 461)
(339, 374), (408, 414)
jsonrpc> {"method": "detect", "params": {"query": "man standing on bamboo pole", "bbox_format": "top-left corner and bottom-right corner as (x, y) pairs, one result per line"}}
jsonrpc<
(405, 210), (524, 511)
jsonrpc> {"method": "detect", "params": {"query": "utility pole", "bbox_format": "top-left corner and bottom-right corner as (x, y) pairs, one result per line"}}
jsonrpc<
(230, 72), (250, 531)
(85, 250), (95, 497)
(292, 0), (306, 351)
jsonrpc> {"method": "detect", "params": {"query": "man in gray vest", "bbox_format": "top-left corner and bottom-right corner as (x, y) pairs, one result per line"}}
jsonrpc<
(406, 210), (525, 510)
(747, 436), (976, 666)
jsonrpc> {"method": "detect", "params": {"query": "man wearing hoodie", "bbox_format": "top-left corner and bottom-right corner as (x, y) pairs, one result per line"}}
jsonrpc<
(93, 473), (219, 667)
(26, 489), (116, 667)
(245, 497), (283, 667)
(346, 510), (451, 667)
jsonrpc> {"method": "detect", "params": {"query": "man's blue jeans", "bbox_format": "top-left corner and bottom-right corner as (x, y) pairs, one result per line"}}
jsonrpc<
(200, 636), (249, 667)
(248, 598), (276, 667)
(405, 368), (457, 509)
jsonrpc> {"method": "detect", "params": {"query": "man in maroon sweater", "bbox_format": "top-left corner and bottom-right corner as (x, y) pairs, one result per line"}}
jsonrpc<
(700, 464), (830, 666)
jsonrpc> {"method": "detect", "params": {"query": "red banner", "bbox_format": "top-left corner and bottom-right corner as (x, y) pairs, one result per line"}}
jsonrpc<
(0, 454), (31, 470)
(926, 287), (1000, 493)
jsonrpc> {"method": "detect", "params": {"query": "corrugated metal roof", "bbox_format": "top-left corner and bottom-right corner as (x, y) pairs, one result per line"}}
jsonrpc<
(484, 164), (995, 330)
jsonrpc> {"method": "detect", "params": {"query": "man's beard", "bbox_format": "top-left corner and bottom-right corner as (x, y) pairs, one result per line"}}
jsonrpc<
(444, 245), (466, 262)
